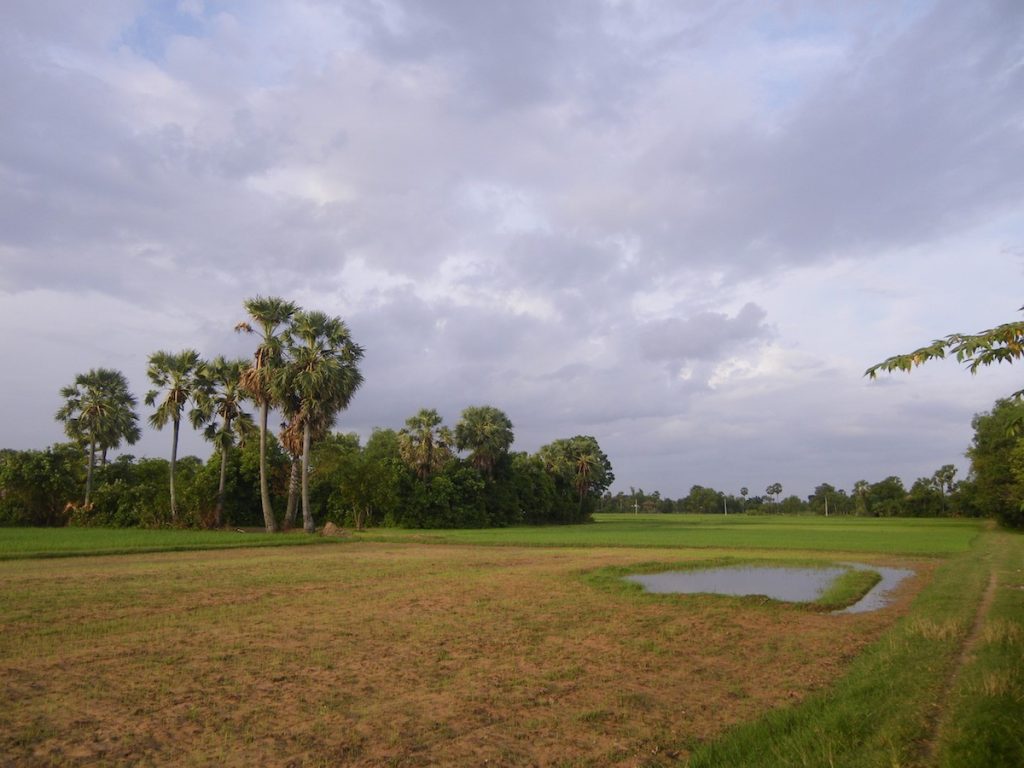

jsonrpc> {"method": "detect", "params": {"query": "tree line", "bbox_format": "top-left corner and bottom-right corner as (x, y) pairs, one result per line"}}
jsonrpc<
(0, 297), (614, 530)
(597, 397), (1024, 528)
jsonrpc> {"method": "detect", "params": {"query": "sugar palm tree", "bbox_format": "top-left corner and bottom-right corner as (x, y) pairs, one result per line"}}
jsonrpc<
(454, 405), (514, 478)
(237, 296), (298, 533)
(279, 310), (364, 533)
(145, 349), (206, 523)
(398, 409), (454, 480)
(200, 357), (255, 528)
(55, 368), (140, 506)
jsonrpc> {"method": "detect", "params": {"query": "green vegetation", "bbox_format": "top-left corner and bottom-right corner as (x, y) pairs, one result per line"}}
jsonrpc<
(1, 296), (615, 533)
(685, 528), (1021, 768)
(816, 568), (883, 610)
(0, 527), (332, 560)
(934, 530), (1024, 768)
(360, 513), (983, 556)
(868, 304), (1024, 528)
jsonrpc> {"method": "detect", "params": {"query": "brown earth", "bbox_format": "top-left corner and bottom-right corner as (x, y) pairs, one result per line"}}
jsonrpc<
(0, 543), (930, 767)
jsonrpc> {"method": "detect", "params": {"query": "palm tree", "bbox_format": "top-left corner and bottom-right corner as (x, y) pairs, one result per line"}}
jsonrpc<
(278, 410), (331, 530)
(55, 368), (140, 506)
(145, 349), (206, 523)
(280, 310), (364, 533)
(398, 409), (454, 480)
(200, 357), (255, 528)
(278, 414), (303, 530)
(454, 405), (514, 478)
(237, 296), (298, 533)
(537, 435), (614, 518)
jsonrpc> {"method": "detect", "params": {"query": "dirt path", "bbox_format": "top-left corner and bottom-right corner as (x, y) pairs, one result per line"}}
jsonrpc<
(917, 567), (998, 765)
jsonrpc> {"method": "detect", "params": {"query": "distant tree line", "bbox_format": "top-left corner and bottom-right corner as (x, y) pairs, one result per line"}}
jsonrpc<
(598, 397), (1024, 528)
(0, 296), (614, 530)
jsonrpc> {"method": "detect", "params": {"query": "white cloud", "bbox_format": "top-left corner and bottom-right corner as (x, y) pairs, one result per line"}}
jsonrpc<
(2, 0), (1024, 498)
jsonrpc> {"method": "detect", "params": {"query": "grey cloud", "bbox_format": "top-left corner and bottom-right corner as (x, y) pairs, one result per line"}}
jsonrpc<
(637, 303), (771, 364)
(3, 0), (1022, 502)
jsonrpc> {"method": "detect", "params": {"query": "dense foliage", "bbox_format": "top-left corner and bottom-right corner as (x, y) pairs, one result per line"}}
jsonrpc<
(10, 296), (1024, 530)
(597, 461), (983, 520)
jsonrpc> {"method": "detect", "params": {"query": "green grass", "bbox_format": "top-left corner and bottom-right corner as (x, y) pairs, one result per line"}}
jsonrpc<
(816, 568), (883, 610)
(683, 528), (1014, 767)
(1, 514), (983, 560)
(935, 529), (1024, 768)
(0, 527), (337, 560)
(359, 513), (984, 556)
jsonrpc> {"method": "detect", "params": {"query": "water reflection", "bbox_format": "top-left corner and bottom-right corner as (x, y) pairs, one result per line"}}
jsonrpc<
(624, 563), (914, 613)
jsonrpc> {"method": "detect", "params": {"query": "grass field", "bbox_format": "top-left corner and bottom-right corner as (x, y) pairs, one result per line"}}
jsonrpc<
(0, 515), (1020, 766)
(0, 526), (333, 560)
(359, 513), (983, 556)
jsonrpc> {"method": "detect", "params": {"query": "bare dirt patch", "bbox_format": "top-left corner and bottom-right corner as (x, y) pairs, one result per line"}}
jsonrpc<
(0, 544), (928, 766)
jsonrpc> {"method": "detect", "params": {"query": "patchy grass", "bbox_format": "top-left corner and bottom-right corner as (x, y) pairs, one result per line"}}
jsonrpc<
(360, 513), (983, 556)
(0, 543), (923, 767)
(934, 530), (1024, 768)
(0, 527), (336, 560)
(0, 518), (1015, 766)
(683, 531), (1003, 767)
(817, 568), (883, 611)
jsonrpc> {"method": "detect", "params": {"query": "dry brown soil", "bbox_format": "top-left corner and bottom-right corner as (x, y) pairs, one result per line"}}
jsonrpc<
(0, 543), (929, 767)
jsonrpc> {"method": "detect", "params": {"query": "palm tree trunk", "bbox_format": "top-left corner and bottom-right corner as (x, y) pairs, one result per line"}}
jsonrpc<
(258, 401), (277, 532)
(170, 418), (179, 523)
(284, 458), (300, 529)
(214, 414), (232, 529)
(215, 458), (227, 531)
(301, 421), (314, 533)
(85, 438), (97, 507)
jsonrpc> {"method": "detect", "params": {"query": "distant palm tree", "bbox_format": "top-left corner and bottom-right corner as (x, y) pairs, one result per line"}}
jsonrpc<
(199, 357), (255, 528)
(280, 310), (364, 533)
(55, 368), (140, 506)
(455, 405), (514, 478)
(145, 349), (206, 522)
(237, 296), (298, 533)
(399, 409), (454, 480)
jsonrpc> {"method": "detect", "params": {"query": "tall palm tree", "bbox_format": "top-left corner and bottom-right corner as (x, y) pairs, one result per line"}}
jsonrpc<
(200, 357), (255, 528)
(55, 368), (140, 506)
(454, 405), (514, 478)
(280, 310), (364, 533)
(145, 349), (206, 523)
(398, 409), (455, 480)
(237, 296), (298, 533)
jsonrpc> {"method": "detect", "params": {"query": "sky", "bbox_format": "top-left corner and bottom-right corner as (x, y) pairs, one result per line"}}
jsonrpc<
(2, 0), (1024, 500)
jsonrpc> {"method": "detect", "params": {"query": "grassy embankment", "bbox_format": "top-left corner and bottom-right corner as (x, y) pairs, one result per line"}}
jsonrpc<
(1, 515), (1019, 766)
(0, 526), (331, 560)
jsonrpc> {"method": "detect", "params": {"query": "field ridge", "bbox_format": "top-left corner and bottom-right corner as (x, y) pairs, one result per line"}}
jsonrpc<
(921, 568), (999, 763)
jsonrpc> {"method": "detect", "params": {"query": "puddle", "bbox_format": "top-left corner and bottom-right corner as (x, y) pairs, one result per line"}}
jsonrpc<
(624, 563), (914, 613)
(834, 563), (915, 614)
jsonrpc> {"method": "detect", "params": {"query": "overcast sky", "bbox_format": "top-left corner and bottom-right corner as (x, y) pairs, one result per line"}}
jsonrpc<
(3, 0), (1023, 499)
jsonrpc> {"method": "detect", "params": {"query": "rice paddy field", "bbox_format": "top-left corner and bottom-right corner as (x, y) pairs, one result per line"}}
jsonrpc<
(1, 514), (1021, 767)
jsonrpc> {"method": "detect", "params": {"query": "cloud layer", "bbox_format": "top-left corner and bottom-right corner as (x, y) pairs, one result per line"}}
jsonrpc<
(2, 0), (1023, 498)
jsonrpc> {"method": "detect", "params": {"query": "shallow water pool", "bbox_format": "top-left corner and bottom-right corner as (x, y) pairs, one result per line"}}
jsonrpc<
(624, 563), (914, 613)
